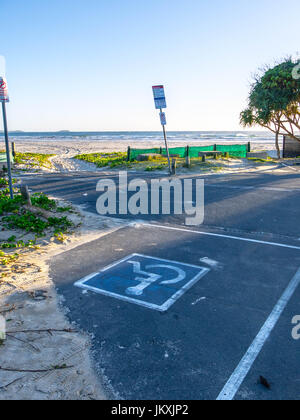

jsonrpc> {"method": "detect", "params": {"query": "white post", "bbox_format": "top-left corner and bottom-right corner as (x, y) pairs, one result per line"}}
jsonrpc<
(1, 101), (13, 199)
(160, 109), (171, 175)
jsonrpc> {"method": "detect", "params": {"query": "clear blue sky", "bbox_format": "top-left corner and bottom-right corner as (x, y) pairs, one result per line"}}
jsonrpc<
(1, 0), (300, 131)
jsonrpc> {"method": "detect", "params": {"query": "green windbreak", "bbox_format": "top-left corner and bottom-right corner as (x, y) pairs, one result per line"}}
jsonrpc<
(216, 144), (248, 158)
(129, 143), (250, 160)
(129, 148), (161, 161)
(188, 146), (215, 157)
(161, 147), (187, 157)
(0, 152), (14, 164)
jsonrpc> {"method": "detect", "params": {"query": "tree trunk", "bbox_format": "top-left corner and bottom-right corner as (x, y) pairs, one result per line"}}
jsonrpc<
(275, 131), (281, 159)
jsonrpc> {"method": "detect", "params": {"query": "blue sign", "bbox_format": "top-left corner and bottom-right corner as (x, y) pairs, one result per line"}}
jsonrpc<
(152, 85), (167, 110)
(75, 254), (210, 312)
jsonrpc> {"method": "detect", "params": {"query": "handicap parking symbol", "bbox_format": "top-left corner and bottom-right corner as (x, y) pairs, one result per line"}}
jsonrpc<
(75, 254), (210, 311)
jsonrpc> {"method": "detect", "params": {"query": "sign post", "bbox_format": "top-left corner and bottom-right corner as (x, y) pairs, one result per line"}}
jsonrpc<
(152, 85), (171, 175)
(0, 77), (13, 199)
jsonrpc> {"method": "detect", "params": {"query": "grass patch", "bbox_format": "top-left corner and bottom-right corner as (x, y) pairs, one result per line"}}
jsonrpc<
(0, 177), (17, 188)
(0, 187), (74, 276)
(145, 164), (166, 171)
(192, 160), (224, 172)
(31, 193), (56, 211)
(31, 193), (72, 213)
(14, 152), (55, 169)
(74, 152), (134, 169)
(3, 212), (50, 235)
(1, 238), (37, 249)
(48, 216), (73, 233)
(56, 206), (72, 213)
(248, 158), (266, 163)
(0, 190), (72, 216)
(75, 152), (226, 173)
(176, 158), (225, 172)
(75, 152), (169, 171)
(247, 157), (277, 164)
(0, 189), (25, 215)
(2, 207), (73, 236)
(0, 188), (73, 247)
(0, 250), (19, 266)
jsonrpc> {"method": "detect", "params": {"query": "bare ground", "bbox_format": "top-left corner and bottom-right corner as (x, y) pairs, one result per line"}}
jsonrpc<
(0, 201), (128, 400)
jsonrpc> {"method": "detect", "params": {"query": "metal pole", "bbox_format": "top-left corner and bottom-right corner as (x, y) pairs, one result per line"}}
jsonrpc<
(160, 109), (171, 175)
(12, 141), (16, 157)
(2, 101), (14, 199)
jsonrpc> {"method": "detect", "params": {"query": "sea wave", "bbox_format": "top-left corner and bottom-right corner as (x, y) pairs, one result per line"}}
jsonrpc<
(0, 130), (278, 143)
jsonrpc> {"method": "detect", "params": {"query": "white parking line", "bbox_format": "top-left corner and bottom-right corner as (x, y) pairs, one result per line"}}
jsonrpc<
(206, 183), (300, 192)
(217, 267), (300, 400)
(139, 223), (300, 251)
(281, 162), (299, 172)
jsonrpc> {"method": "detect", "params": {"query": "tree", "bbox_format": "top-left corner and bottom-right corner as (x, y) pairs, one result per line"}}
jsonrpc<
(240, 58), (300, 158)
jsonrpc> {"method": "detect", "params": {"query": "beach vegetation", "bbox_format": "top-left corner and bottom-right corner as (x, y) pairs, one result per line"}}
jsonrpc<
(14, 152), (55, 169)
(75, 152), (227, 173)
(74, 152), (133, 169)
(0, 187), (73, 252)
(145, 164), (166, 171)
(0, 177), (17, 187)
(0, 250), (19, 267)
(0, 183), (74, 276)
(247, 157), (277, 164)
(2, 208), (72, 236)
(31, 193), (56, 211)
(241, 57), (300, 158)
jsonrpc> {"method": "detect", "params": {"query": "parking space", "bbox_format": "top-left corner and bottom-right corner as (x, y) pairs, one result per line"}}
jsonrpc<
(50, 223), (300, 400)
(235, 288), (300, 400)
(75, 254), (210, 312)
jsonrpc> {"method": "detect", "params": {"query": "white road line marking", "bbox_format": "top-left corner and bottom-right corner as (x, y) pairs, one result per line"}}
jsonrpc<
(281, 163), (299, 172)
(200, 257), (223, 270)
(191, 297), (206, 306)
(139, 223), (300, 251)
(216, 267), (300, 400)
(206, 184), (300, 192)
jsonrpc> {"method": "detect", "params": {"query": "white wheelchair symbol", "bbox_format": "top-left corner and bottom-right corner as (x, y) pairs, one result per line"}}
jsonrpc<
(125, 261), (186, 296)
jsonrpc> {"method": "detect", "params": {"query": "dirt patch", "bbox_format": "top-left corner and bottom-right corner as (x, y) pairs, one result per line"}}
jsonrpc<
(0, 201), (128, 400)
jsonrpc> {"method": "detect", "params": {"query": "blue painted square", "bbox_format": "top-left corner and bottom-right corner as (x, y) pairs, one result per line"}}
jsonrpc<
(74, 254), (210, 311)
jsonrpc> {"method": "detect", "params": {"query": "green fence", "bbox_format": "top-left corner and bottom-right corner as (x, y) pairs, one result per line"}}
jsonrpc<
(0, 152), (14, 165)
(129, 148), (162, 161)
(214, 144), (249, 158)
(161, 147), (187, 157)
(128, 143), (250, 161)
(188, 146), (215, 158)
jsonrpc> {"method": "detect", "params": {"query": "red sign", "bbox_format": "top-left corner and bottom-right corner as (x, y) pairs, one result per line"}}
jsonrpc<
(0, 77), (9, 102)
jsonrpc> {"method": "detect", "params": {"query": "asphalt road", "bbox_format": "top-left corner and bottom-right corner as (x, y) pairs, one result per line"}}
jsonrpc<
(22, 169), (300, 400)
(23, 168), (300, 239)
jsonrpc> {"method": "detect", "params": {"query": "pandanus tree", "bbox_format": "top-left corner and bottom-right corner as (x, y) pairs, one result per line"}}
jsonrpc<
(240, 58), (300, 158)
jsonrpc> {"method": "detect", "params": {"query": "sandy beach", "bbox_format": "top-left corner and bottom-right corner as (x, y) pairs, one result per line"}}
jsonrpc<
(0, 138), (282, 173)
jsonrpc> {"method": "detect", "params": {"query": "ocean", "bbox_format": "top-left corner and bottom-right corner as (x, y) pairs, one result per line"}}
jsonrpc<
(0, 131), (277, 145)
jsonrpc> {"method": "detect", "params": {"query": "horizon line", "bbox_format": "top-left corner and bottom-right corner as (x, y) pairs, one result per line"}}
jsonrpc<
(0, 129), (271, 134)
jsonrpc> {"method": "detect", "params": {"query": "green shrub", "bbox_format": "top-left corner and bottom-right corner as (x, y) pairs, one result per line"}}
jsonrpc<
(31, 193), (56, 211)
(0, 191), (25, 215)
(75, 152), (132, 168)
(14, 153), (55, 168)
(2, 212), (73, 236)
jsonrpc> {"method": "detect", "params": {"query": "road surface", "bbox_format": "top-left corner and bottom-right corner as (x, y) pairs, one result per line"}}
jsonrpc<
(22, 168), (300, 400)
